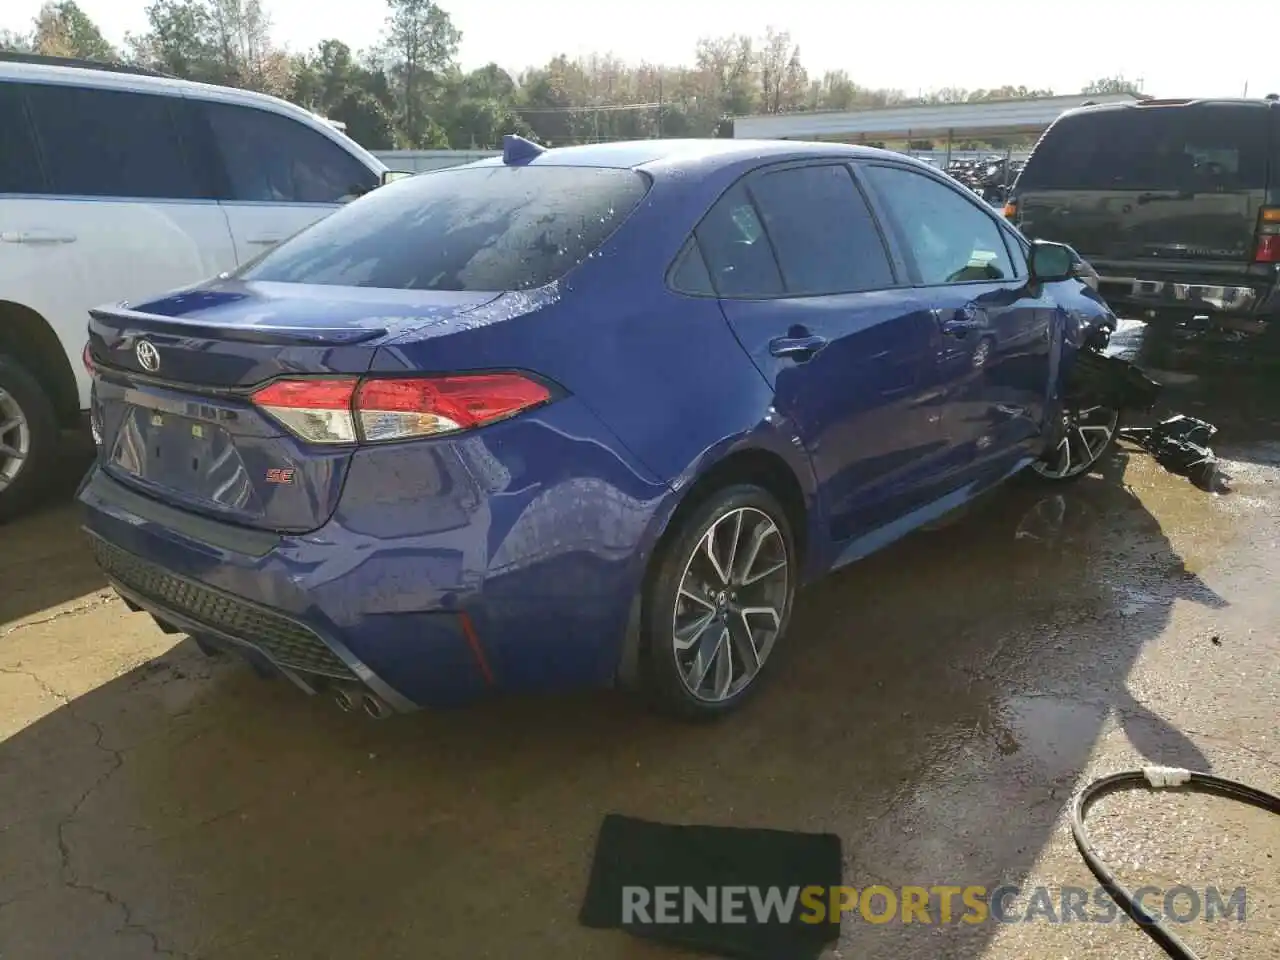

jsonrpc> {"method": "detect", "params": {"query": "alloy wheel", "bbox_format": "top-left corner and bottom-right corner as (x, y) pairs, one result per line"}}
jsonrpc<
(0, 387), (30, 492)
(671, 506), (790, 703)
(1030, 405), (1119, 480)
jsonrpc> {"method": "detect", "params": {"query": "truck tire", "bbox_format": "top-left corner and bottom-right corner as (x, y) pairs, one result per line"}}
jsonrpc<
(0, 354), (59, 522)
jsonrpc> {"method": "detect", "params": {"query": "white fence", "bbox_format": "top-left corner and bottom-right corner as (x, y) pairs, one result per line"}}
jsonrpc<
(374, 150), (498, 173)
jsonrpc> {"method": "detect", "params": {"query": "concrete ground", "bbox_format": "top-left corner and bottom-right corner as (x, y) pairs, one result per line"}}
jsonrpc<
(1, 323), (1277, 960)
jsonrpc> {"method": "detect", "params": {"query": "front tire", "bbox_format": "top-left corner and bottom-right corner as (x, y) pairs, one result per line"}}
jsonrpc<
(641, 485), (797, 720)
(1027, 405), (1120, 483)
(0, 355), (59, 522)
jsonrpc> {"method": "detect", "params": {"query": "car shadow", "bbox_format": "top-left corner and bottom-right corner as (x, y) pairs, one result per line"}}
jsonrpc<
(0, 439), (1236, 960)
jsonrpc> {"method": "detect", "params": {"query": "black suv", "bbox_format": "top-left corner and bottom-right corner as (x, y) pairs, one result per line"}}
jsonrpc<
(1007, 98), (1280, 335)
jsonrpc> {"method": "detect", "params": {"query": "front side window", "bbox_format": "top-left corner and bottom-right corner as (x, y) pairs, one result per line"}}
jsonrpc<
(24, 84), (203, 199)
(862, 165), (1015, 285)
(239, 165), (650, 291)
(746, 164), (896, 296)
(200, 101), (378, 204)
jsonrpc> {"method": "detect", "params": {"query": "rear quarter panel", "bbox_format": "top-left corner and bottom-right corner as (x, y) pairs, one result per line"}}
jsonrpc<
(369, 164), (826, 569)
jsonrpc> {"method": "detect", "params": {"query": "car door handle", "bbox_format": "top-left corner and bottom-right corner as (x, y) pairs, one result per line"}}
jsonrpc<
(936, 307), (985, 337)
(246, 235), (283, 245)
(1, 230), (77, 245)
(769, 334), (828, 360)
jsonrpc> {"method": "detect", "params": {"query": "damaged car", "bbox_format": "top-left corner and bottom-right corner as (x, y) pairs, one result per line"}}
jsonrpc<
(79, 138), (1156, 721)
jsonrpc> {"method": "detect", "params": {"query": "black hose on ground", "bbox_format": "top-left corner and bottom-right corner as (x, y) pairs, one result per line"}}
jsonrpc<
(1070, 767), (1280, 960)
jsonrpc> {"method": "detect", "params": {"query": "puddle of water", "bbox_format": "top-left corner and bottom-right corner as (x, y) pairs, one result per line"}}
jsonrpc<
(998, 694), (1109, 771)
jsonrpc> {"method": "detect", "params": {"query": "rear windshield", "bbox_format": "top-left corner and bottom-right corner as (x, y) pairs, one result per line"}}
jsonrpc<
(239, 165), (650, 291)
(1018, 104), (1271, 192)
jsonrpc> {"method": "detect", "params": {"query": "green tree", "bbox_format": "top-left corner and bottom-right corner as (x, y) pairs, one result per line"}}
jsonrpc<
(382, 0), (461, 146)
(126, 0), (220, 80)
(291, 40), (400, 149)
(32, 1), (117, 61)
(1082, 75), (1141, 96)
(125, 0), (290, 95)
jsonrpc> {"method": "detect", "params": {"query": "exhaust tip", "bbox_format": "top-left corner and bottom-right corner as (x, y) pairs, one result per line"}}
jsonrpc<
(362, 694), (392, 720)
(333, 689), (357, 712)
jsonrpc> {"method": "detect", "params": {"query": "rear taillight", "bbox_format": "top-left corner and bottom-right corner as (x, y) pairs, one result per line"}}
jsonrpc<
(1002, 201), (1018, 220)
(250, 373), (552, 445)
(1256, 207), (1280, 263)
(82, 342), (94, 374)
(251, 379), (359, 444)
(355, 374), (551, 442)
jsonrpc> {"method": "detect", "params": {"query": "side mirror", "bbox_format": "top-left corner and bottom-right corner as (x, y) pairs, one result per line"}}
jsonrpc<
(1028, 240), (1075, 283)
(380, 170), (414, 186)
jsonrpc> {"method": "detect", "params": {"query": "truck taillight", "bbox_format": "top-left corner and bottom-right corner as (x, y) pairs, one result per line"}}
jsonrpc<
(1256, 207), (1280, 263)
(82, 342), (95, 374)
(251, 373), (553, 445)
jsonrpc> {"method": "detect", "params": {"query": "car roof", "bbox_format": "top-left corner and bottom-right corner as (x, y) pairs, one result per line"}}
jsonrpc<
(0, 57), (386, 174)
(465, 138), (925, 174)
(1060, 97), (1279, 121)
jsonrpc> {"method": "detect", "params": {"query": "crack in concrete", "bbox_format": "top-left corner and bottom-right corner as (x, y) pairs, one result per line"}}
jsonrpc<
(50, 706), (188, 959)
(0, 664), (70, 704)
(0, 593), (117, 638)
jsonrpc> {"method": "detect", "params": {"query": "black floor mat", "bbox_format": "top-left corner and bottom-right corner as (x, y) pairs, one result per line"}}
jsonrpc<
(580, 814), (843, 960)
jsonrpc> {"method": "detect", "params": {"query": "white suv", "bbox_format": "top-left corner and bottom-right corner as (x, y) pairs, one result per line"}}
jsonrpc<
(0, 53), (394, 519)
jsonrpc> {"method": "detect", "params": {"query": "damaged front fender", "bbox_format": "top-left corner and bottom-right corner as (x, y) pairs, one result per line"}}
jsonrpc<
(1062, 348), (1162, 414)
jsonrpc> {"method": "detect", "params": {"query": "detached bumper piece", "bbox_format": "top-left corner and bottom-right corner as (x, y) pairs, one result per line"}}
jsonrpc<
(1064, 349), (1162, 413)
(1119, 416), (1229, 493)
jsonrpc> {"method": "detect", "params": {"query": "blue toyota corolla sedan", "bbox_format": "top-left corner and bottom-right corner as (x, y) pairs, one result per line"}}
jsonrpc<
(79, 137), (1122, 720)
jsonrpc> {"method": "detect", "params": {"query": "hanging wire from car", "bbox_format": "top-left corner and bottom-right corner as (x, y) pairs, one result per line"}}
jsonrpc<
(1071, 767), (1280, 960)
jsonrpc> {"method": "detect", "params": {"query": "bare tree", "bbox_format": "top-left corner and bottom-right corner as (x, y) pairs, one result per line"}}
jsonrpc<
(756, 28), (806, 114)
(0, 28), (34, 52)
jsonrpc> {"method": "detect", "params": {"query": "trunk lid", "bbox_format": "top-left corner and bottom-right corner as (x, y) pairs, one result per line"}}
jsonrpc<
(1014, 101), (1272, 265)
(88, 280), (500, 533)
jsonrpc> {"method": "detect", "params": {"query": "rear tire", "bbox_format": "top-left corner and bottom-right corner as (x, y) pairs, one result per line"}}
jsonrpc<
(641, 484), (797, 720)
(0, 355), (59, 522)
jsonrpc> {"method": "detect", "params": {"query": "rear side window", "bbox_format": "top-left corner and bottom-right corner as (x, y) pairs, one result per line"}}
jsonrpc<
(670, 238), (715, 295)
(1019, 104), (1270, 191)
(0, 84), (44, 194)
(200, 101), (378, 203)
(747, 164), (896, 295)
(24, 84), (203, 199)
(240, 165), (650, 291)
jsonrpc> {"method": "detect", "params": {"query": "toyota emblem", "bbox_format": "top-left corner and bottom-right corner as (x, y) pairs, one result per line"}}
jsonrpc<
(135, 340), (160, 373)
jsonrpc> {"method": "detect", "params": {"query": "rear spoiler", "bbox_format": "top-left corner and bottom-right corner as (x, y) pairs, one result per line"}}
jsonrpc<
(88, 305), (387, 347)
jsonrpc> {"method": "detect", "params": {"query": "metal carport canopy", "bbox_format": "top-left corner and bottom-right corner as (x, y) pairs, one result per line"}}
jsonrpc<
(732, 92), (1144, 141)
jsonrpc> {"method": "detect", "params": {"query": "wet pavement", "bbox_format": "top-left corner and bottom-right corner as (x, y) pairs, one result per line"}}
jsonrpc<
(1, 321), (1277, 960)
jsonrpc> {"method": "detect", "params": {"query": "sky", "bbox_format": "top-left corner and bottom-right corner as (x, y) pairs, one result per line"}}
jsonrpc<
(5, 0), (1278, 101)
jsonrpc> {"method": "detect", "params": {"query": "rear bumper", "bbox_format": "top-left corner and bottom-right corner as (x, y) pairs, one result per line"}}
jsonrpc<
(1091, 262), (1280, 327)
(78, 398), (672, 709)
